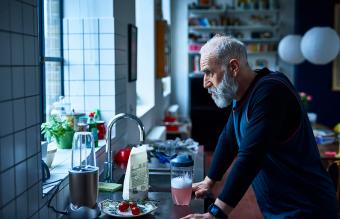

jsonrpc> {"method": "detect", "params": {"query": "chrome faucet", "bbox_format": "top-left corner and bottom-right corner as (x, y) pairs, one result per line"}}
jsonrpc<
(104, 113), (146, 182)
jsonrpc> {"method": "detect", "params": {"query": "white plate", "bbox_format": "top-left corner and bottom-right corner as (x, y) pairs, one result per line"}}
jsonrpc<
(99, 199), (158, 218)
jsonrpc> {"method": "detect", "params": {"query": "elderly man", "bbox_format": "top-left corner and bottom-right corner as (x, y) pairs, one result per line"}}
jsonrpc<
(181, 35), (338, 219)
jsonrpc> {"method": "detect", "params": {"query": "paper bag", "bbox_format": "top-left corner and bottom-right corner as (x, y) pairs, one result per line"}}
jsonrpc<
(122, 145), (149, 201)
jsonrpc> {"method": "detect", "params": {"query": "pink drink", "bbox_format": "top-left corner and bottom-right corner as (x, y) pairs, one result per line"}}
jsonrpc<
(171, 176), (192, 205)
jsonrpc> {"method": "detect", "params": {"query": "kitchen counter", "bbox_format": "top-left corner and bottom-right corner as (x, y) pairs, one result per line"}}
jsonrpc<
(62, 146), (205, 218)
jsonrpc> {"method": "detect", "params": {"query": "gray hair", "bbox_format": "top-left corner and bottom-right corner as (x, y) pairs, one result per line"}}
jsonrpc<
(200, 35), (248, 65)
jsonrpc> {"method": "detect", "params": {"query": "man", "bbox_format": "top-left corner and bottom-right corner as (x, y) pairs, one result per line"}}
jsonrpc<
(181, 35), (338, 219)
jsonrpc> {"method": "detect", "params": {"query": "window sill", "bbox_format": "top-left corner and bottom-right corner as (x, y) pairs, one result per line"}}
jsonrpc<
(42, 140), (106, 196)
(136, 104), (154, 117)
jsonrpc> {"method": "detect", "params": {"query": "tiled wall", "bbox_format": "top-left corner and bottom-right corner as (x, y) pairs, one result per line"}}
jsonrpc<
(0, 0), (41, 217)
(63, 18), (116, 122)
(0, 0), (69, 218)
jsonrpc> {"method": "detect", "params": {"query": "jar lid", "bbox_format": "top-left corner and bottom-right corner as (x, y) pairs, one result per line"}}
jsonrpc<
(170, 154), (193, 167)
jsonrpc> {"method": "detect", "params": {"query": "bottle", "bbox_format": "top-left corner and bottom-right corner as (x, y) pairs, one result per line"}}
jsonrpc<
(88, 112), (98, 147)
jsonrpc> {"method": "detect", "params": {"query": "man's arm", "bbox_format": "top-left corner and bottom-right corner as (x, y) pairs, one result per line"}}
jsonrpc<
(207, 114), (238, 182)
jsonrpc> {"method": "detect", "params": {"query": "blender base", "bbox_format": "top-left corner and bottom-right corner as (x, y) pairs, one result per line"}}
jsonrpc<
(69, 203), (100, 219)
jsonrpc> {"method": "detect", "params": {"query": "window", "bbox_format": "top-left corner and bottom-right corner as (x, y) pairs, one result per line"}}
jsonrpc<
(136, 0), (155, 117)
(40, 0), (63, 119)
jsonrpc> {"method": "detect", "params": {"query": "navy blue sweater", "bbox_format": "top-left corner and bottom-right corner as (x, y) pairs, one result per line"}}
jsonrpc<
(208, 68), (338, 218)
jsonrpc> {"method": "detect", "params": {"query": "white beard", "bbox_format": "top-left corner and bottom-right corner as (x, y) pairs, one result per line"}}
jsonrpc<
(208, 70), (238, 108)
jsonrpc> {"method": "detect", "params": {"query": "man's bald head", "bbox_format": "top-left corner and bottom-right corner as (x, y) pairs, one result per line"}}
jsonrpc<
(200, 35), (248, 66)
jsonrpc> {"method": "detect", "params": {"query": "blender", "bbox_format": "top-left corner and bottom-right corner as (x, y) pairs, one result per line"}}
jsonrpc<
(68, 132), (100, 218)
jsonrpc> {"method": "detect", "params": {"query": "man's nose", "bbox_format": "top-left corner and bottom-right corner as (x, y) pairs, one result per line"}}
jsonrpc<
(203, 74), (211, 89)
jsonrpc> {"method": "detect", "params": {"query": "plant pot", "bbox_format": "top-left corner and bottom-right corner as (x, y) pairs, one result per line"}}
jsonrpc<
(56, 130), (75, 149)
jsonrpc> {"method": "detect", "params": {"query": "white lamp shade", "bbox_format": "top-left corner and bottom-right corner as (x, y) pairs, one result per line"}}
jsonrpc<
(301, 27), (340, 65)
(278, 35), (305, 64)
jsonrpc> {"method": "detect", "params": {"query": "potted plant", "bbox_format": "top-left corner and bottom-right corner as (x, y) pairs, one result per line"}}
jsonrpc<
(41, 115), (75, 149)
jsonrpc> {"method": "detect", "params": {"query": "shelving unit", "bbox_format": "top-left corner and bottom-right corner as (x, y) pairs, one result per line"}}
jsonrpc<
(187, 3), (281, 72)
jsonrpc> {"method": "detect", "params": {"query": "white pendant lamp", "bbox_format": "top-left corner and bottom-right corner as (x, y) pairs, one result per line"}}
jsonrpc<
(300, 27), (340, 65)
(278, 35), (305, 64)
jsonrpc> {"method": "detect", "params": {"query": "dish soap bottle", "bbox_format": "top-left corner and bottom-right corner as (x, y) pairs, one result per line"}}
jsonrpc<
(88, 112), (98, 147)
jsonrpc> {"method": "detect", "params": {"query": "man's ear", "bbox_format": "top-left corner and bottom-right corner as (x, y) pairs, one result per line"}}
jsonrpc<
(229, 59), (240, 77)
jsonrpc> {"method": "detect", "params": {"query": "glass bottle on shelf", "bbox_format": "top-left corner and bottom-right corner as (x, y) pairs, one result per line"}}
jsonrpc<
(88, 112), (98, 147)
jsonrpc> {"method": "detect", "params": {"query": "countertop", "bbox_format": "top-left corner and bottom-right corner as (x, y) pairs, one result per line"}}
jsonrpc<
(62, 146), (205, 218)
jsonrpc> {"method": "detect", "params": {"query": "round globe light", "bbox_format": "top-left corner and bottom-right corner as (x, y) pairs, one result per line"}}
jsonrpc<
(301, 27), (340, 65)
(278, 35), (305, 64)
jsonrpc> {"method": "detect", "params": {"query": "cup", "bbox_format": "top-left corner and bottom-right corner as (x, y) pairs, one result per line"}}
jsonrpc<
(170, 154), (194, 205)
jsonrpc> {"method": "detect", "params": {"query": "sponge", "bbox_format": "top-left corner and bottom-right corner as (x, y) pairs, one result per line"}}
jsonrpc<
(98, 182), (122, 192)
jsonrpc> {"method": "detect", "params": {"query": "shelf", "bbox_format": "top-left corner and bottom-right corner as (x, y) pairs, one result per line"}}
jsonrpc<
(226, 9), (279, 14)
(247, 51), (277, 56)
(189, 38), (280, 45)
(189, 25), (278, 31)
(189, 8), (226, 15)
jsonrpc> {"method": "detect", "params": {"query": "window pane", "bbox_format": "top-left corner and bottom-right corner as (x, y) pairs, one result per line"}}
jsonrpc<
(44, 0), (61, 57)
(45, 61), (62, 115)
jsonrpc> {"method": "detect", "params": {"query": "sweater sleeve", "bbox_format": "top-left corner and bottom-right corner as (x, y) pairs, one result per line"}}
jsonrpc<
(217, 81), (296, 207)
(207, 113), (238, 181)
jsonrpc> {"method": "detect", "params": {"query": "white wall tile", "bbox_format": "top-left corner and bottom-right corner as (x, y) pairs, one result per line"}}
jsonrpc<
(68, 34), (83, 50)
(100, 81), (115, 95)
(15, 161), (27, 195)
(27, 155), (38, 188)
(100, 34), (115, 49)
(12, 67), (25, 99)
(69, 81), (84, 96)
(11, 33), (24, 65)
(99, 18), (114, 33)
(10, 1), (22, 33)
(69, 65), (84, 80)
(1, 200), (15, 219)
(85, 96), (100, 112)
(0, 101), (13, 136)
(22, 3), (34, 35)
(28, 184), (39, 217)
(100, 111), (115, 124)
(100, 65), (115, 80)
(100, 96), (115, 111)
(0, 32), (11, 65)
(84, 34), (98, 49)
(26, 126), (37, 157)
(68, 19), (83, 34)
(68, 50), (83, 65)
(14, 130), (26, 164)
(84, 18), (98, 33)
(13, 99), (26, 132)
(64, 80), (70, 96)
(0, 0), (10, 31)
(63, 34), (69, 50)
(0, 67), (12, 101)
(26, 96), (37, 127)
(84, 50), (99, 65)
(0, 167), (15, 205)
(25, 67), (37, 96)
(0, 135), (14, 171)
(84, 81), (99, 95)
(63, 19), (68, 34)
(16, 192), (28, 219)
(84, 65), (99, 80)
(100, 50), (115, 65)
(63, 65), (69, 80)
(24, 35), (35, 65)
(69, 96), (85, 112)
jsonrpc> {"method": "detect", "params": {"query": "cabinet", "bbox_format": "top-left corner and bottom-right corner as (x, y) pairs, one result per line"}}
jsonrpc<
(156, 20), (171, 79)
(188, 2), (280, 72)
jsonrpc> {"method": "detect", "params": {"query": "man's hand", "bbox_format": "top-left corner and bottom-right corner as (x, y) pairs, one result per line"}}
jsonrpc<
(180, 212), (217, 219)
(192, 176), (215, 198)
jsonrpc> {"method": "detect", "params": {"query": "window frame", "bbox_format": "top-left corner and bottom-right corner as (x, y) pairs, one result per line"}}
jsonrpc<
(38, 0), (64, 121)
